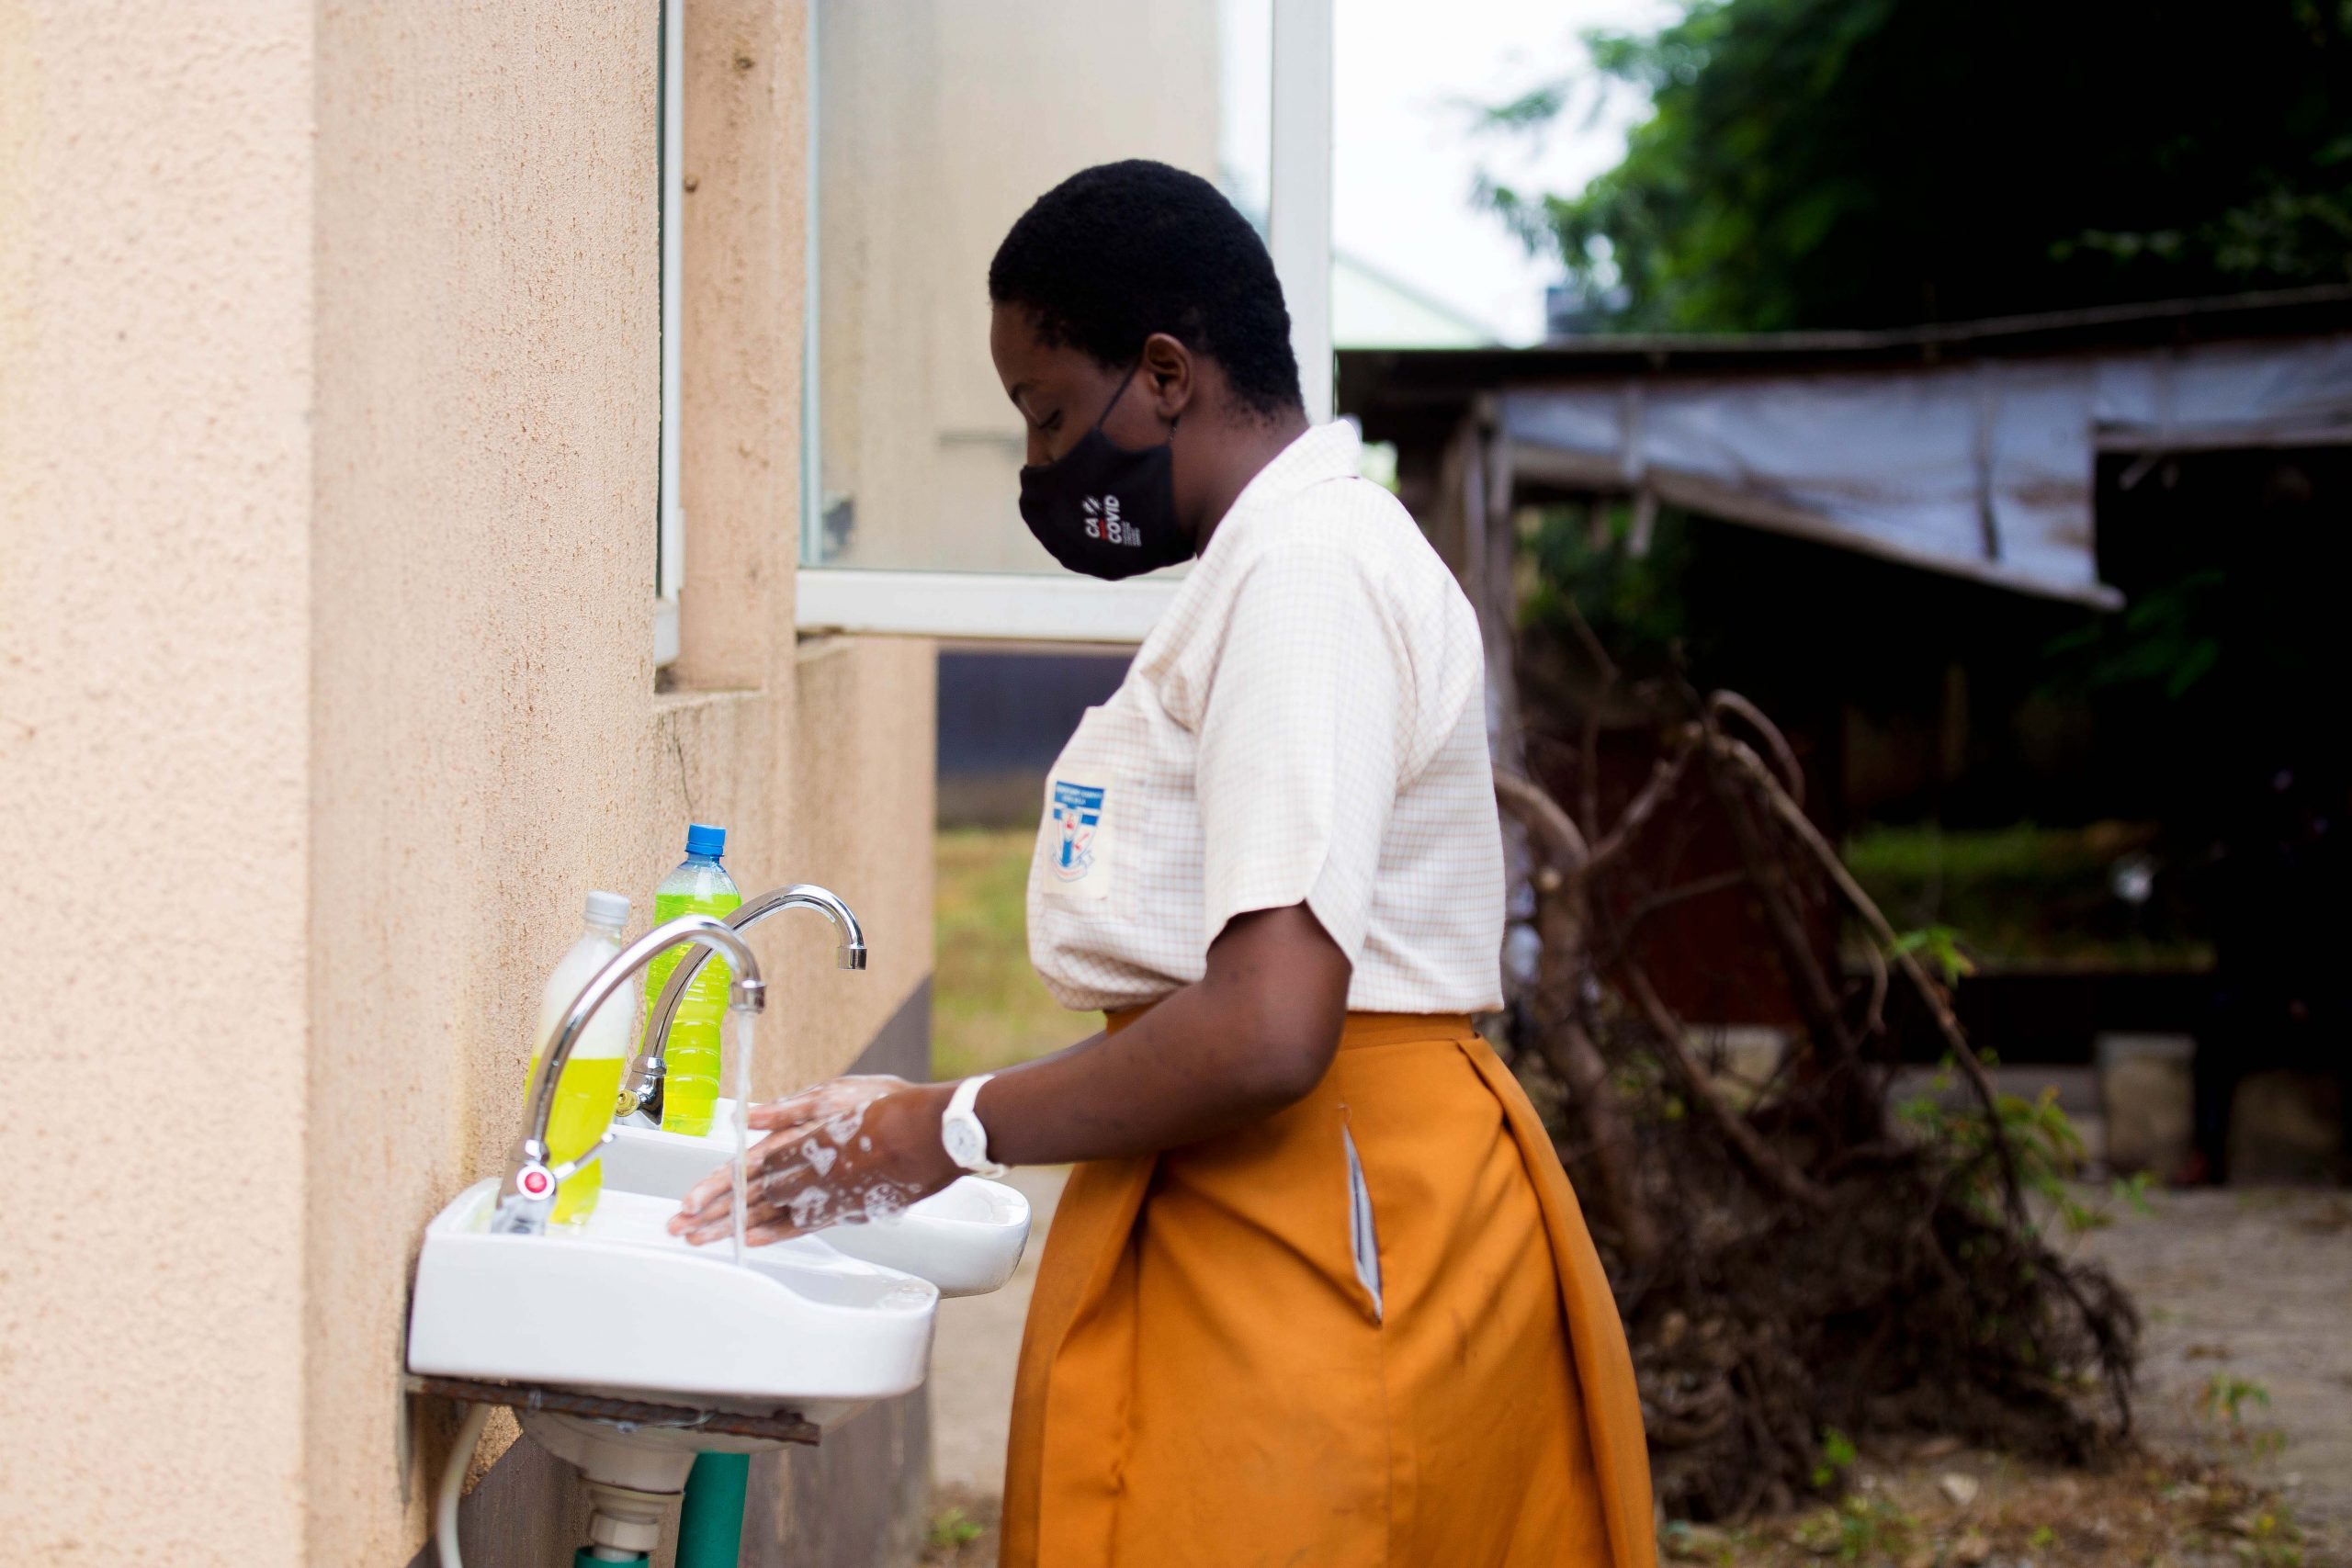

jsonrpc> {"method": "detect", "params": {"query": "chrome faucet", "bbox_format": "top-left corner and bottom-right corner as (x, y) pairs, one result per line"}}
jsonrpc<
(492, 914), (766, 1235)
(618, 884), (866, 1127)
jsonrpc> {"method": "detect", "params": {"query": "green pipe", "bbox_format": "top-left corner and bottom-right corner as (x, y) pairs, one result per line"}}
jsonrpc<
(674, 1452), (750, 1568)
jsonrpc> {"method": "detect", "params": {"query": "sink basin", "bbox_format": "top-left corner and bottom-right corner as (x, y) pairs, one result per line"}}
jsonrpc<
(405, 1178), (937, 1426)
(605, 1099), (1032, 1296)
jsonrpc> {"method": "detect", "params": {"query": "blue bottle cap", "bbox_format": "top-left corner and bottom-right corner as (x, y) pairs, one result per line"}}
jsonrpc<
(684, 822), (728, 858)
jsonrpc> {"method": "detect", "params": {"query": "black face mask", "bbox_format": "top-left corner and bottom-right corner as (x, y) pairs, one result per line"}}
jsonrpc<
(1017, 362), (1190, 580)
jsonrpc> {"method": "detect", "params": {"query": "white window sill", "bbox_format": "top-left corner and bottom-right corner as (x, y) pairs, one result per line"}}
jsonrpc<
(794, 569), (1178, 644)
(653, 595), (681, 668)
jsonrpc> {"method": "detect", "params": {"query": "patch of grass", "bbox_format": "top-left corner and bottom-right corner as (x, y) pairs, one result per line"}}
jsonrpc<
(933, 827), (1083, 1078)
(920, 1486), (1001, 1565)
(2198, 1371), (2290, 1459)
(925, 1506), (984, 1551)
(1843, 820), (2211, 970)
(1810, 1427), (1857, 1491)
(1788, 1494), (1917, 1562)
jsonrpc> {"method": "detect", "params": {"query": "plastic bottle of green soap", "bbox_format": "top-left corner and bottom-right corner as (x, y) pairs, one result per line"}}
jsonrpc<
(527, 890), (636, 1227)
(644, 823), (742, 1137)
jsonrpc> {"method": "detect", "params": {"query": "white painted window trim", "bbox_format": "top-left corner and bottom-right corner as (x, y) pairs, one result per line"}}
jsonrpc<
(796, 570), (1182, 643)
(793, 0), (1334, 645)
(1271, 0), (1336, 425)
(653, 0), (686, 668)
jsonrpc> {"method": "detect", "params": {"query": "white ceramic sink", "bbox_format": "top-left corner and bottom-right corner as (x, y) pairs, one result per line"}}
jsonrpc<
(405, 1178), (937, 1426)
(605, 1099), (1032, 1296)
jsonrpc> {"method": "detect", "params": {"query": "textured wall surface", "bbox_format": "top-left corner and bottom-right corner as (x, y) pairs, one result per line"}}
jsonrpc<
(3, 1), (938, 1562)
(310, 3), (934, 1562)
(0, 2), (315, 1559)
(307, 5), (665, 1559)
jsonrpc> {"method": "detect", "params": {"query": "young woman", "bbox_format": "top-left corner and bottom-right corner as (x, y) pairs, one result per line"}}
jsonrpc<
(673, 160), (1656, 1567)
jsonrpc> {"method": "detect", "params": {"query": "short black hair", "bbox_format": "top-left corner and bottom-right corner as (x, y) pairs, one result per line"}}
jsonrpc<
(989, 160), (1303, 419)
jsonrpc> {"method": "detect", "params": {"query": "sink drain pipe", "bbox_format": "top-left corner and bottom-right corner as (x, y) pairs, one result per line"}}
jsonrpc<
(431, 1404), (745, 1568)
(673, 1452), (751, 1567)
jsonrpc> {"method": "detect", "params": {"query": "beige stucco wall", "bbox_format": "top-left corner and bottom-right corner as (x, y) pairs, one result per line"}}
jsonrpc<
(1, 2), (935, 1562)
(0, 1), (316, 1559)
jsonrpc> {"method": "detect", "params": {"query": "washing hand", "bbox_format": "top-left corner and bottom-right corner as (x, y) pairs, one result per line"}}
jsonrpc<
(667, 1074), (961, 1246)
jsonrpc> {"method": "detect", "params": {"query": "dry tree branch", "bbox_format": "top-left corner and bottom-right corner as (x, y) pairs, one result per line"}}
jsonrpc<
(1494, 768), (1657, 1261)
(1695, 715), (1864, 1069)
(1597, 870), (1748, 971)
(1560, 598), (1617, 836)
(1492, 660), (2135, 1506)
(1582, 724), (1701, 886)
(1615, 963), (1831, 1211)
(1495, 767), (1589, 880)
(1708, 731), (2027, 1222)
(1707, 690), (1804, 809)
(1855, 928), (1891, 1041)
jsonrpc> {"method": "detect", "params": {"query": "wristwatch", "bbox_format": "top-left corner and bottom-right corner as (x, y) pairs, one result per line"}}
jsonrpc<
(940, 1074), (1007, 1179)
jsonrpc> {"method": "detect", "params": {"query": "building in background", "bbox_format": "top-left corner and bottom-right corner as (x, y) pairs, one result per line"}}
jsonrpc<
(1341, 293), (2352, 1177)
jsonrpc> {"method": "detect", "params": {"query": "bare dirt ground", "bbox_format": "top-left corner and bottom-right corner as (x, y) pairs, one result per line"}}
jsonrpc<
(919, 1179), (2351, 1567)
(2075, 1185), (2352, 1555)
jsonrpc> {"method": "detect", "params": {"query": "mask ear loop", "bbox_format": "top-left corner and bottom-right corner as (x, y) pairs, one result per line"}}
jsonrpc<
(1091, 360), (1145, 434)
(1095, 356), (1181, 447)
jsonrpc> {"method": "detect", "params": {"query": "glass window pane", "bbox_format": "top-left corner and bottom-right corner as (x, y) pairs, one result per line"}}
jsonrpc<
(809, 0), (1272, 574)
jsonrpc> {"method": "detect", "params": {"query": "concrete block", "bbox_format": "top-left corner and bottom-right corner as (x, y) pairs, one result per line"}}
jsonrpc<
(2098, 1033), (2194, 1177)
(2229, 1069), (2347, 1186)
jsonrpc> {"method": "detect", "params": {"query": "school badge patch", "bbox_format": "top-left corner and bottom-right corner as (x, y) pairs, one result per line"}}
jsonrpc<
(1050, 780), (1106, 884)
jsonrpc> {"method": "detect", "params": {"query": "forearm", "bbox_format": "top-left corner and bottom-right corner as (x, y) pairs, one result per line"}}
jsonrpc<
(967, 983), (1294, 1164)
(673, 908), (1350, 1243)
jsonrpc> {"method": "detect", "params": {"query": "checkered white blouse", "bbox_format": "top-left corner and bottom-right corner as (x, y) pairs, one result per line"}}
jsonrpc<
(1027, 421), (1507, 1016)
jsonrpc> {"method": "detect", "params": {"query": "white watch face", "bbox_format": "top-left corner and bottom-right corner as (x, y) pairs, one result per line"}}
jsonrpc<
(943, 1116), (985, 1168)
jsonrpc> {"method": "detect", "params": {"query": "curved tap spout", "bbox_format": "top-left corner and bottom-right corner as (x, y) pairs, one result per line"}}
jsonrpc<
(620, 885), (866, 1125)
(493, 914), (765, 1235)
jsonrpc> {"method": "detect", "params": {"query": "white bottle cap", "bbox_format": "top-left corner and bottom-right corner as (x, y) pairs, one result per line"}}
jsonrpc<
(583, 889), (631, 930)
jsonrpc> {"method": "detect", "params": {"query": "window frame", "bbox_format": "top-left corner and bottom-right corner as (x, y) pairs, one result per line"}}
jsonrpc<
(792, 0), (1335, 644)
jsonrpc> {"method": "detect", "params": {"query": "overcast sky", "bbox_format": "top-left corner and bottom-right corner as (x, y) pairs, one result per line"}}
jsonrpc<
(1333, 0), (1676, 344)
(1216, 0), (1678, 344)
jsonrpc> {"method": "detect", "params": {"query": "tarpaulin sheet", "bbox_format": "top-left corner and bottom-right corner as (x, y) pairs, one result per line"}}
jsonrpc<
(1498, 335), (2352, 605)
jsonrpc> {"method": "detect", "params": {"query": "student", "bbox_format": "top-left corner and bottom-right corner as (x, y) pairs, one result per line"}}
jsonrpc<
(673, 159), (1656, 1567)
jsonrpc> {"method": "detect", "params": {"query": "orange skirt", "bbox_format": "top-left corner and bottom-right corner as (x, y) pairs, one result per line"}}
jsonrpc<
(1000, 1013), (1657, 1567)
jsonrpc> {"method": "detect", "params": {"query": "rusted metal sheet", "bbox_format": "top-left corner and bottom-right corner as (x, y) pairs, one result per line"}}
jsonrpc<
(406, 1375), (822, 1446)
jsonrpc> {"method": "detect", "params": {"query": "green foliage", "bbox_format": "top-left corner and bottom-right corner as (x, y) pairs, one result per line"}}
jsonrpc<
(1893, 925), (1975, 986)
(1809, 1426), (1858, 1490)
(1900, 1052), (2144, 1238)
(2198, 1372), (2274, 1431)
(1480, 0), (2352, 331)
(1519, 501), (1694, 673)
(1845, 822), (2211, 971)
(2041, 568), (2226, 705)
(2111, 1170), (2156, 1217)
(2198, 1370), (2292, 1463)
(1791, 1493), (1917, 1561)
(925, 1506), (986, 1551)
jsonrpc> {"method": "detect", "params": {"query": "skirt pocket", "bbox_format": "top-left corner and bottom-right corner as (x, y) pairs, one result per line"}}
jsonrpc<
(1340, 1116), (1384, 1324)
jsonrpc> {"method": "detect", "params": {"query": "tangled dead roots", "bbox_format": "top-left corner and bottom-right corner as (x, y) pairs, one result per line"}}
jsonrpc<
(1493, 679), (2139, 1521)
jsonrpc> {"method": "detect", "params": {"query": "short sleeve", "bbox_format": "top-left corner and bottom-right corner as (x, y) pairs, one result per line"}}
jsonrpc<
(1193, 536), (1412, 965)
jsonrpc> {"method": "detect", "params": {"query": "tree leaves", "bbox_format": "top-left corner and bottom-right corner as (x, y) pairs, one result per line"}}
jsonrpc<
(1487, 0), (2352, 332)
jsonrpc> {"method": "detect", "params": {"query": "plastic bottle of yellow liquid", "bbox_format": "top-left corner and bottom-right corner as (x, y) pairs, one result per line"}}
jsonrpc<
(643, 823), (741, 1137)
(526, 889), (635, 1227)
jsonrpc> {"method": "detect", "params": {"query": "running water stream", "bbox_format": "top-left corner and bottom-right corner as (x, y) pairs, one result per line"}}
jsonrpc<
(729, 1007), (756, 1266)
